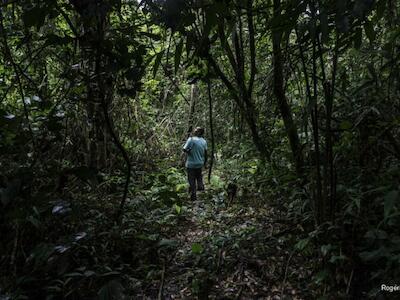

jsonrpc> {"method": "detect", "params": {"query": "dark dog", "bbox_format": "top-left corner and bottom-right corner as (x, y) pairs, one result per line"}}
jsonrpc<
(226, 182), (238, 205)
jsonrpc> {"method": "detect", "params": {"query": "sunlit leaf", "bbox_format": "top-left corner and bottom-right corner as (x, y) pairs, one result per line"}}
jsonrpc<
(173, 203), (182, 214)
(191, 243), (204, 254)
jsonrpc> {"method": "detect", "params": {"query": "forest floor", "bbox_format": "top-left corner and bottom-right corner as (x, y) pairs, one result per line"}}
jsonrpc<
(134, 183), (315, 299)
(0, 165), (320, 299)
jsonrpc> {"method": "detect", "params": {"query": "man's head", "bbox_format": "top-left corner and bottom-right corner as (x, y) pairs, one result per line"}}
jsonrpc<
(193, 127), (205, 137)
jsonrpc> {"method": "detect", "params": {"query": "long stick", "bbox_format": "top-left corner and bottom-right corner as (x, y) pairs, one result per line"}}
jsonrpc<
(207, 78), (215, 183)
(187, 84), (196, 133)
(280, 250), (295, 298)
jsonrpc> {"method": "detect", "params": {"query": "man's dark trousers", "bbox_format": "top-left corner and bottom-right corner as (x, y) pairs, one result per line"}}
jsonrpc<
(187, 168), (204, 201)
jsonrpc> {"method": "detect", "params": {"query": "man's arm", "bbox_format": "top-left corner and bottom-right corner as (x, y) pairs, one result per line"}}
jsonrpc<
(183, 138), (192, 153)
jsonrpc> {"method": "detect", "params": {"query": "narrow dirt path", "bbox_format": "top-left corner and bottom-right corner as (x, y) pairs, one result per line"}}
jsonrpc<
(154, 189), (312, 299)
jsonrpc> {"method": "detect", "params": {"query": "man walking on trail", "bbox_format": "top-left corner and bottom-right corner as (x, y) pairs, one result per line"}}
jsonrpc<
(183, 127), (207, 201)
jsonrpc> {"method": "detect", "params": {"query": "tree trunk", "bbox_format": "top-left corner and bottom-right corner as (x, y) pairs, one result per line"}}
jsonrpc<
(71, 0), (109, 169)
(272, 0), (303, 175)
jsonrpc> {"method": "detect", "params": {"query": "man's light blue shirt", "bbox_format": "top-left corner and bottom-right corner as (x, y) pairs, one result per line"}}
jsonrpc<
(183, 137), (207, 169)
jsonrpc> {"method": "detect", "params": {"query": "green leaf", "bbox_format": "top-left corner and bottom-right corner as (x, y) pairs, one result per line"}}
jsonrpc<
(64, 272), (84, 278)
(329, 254), (347, 264)
(101, 271), (121, 277)
(191, 243), (204, 254)
(136, 234), (159, 241)
(340, 120), (353, 130)
(321, 244), (333, 257)
(384, 190), (399, 220)
(295, 238), (310, 251)
(175, 183), (187, 193)
(158, 239), (178, 248)
(141, 32), (161, 40)
(152, 50), (164, 78)
(174, 39), (184, 74)
(84, 270), (96, 277)
(173, 203), (182, 214)
(314, 269), (329, 284)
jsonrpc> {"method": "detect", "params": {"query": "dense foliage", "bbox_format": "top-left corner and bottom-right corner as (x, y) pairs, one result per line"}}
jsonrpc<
(1, 0), (399, 299)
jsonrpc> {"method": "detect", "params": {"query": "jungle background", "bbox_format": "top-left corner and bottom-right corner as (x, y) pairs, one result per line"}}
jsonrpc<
(0, 0), (399, 299)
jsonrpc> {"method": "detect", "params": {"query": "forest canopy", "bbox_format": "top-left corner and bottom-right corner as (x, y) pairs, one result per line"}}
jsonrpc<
(0, 0), (399, 299)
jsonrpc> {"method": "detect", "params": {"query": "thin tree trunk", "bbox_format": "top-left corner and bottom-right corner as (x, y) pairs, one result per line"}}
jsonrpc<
(207, 55), (269, 159)
(310, 4), (323, 224)
(272, 0), (303, 175)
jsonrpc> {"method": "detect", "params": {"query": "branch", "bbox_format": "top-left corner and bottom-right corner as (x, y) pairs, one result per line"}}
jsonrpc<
(148, 39), (190, 105)
(94, 26), (131, 223)
(233, 15), (246, 97)
(100, 80), (132, 225)
(206, 54), (243, 111)
(55, 2), (79, 37)
(246, 0), (257, 98)
(217, 19), (238, 77)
